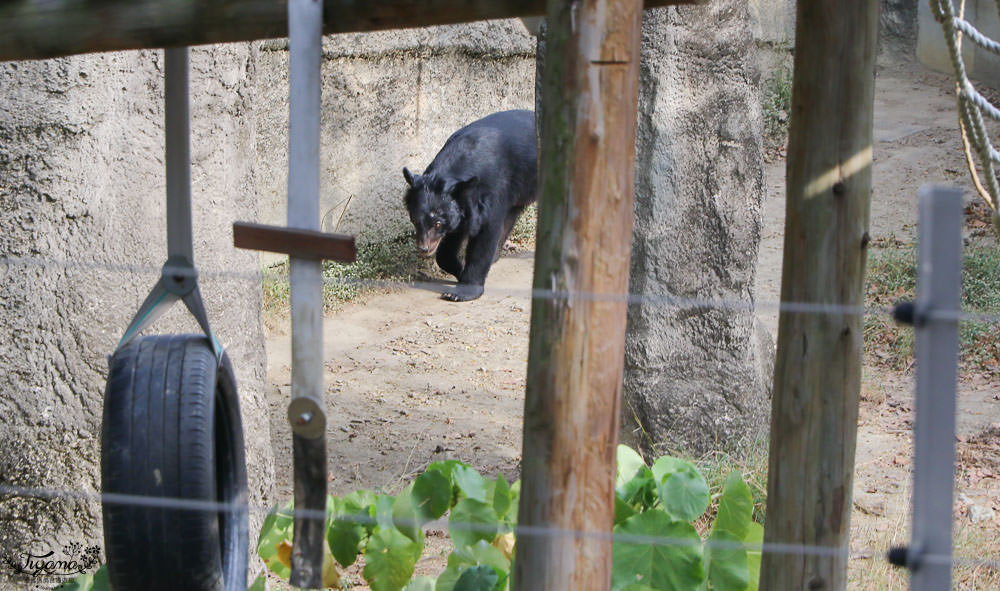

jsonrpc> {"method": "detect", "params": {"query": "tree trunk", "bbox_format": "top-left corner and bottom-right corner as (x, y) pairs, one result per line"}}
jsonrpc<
(513, 1), (642, 590)
(759, 0), (877, 588)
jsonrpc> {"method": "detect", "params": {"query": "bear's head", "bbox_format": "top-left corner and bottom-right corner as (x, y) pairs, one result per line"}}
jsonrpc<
(402, 167), (475, 257)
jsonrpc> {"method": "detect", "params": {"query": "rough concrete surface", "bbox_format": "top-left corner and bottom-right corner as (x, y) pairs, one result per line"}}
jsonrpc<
(622, 4), (772, 457)
(0, 46), (273, 588)
(251, 20), (537, 250)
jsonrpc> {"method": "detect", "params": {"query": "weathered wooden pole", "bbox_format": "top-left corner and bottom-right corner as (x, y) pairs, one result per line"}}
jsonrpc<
(513, 2), (642, 591)
(760, 0), (878, 589)
(0, 0), (698, 62)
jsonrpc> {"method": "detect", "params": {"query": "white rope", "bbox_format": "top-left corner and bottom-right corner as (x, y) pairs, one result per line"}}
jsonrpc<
(931, 0), (1000, 216)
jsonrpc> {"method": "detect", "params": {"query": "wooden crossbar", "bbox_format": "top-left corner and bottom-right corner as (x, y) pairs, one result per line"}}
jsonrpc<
(0, 0), (702, 62)
(232, 221), (356, 263)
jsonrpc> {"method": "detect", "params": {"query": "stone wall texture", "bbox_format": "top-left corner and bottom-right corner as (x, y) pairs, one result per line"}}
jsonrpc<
(0, 46), (274, 587)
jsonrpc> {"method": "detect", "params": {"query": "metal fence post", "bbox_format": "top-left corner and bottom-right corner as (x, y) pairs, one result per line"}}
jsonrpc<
(287, 0), (326, 587)
(908, 185), (963, 590)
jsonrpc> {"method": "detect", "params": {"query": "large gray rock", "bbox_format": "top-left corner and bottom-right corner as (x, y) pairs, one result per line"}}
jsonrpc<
(880, 0), (917, 61)
(0, 46), (274, 585)
(251, 20), (538, 249)
(621, 5), (772, 457)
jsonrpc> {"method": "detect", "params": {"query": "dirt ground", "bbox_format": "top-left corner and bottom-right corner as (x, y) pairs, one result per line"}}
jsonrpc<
(263, 61), (1000, 588)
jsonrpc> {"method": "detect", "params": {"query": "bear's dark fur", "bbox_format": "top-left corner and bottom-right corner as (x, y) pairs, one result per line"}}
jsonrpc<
(403, 110), (537, 301)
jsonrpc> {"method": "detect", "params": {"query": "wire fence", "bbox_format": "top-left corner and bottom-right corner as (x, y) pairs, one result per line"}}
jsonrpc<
(1, 481), (999, 573)
(1, 238), (999, 588)
(3, 254), (1000, 324)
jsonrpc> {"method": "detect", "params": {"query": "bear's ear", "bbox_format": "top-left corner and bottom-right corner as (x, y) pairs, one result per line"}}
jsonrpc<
(403, 167), (416, 187)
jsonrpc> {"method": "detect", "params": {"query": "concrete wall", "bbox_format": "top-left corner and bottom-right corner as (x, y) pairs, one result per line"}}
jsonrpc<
(252, 21), (538, 247)
(919, 0), (1000, 84)
(0, 46), (274, 587)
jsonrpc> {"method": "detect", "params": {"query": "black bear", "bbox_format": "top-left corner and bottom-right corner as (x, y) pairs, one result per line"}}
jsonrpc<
(403, 109), (537, 302)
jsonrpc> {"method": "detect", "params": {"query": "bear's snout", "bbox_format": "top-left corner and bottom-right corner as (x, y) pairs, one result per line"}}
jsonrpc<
(417, 236), (442, 257)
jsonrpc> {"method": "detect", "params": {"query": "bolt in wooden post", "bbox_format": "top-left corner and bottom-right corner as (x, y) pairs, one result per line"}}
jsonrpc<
(513, 2), (642, 591)
(759, 0), (878, 589)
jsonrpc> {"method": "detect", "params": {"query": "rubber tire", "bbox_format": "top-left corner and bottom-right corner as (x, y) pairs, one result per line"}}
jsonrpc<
(101, 335), (248, 591)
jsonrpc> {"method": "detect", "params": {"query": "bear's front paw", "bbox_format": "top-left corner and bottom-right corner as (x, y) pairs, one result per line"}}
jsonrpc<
(442, 283), (484, 302)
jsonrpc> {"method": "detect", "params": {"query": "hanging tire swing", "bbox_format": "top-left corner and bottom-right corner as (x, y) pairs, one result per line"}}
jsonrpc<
(101, 336), (248, 591)
(100, 48), (249, 591)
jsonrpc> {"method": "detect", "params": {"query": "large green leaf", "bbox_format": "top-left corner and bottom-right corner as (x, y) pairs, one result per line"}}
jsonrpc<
(257, 500), (295, 578)
(394, 484), (426, 543)
(427, 459), (464, 482)
(612, 510), (704, 591)
(705, 530), (749, 591)
(328, 511), (367, 567)
(614, 495), (638, 526)
(375, 495), (398, 531)
(341, 490), (378, 514)
(713, 473), (754, 540)
(453, 465), (489, 503)
(659, 468), (710, 523)
(247, 571), (269, 591)
(413, 469), (452, 520)
(452, 540), (509, 572)
(450, 498), (499, 548)
(743, 522), (764, 591)
(650, 456), (699, 484)
(503, 480), (520, 526)
(435, 541), (509, 591)
(619, 467), (657, 510)
(53, 565), (109, 591)
(492, 474), (512, 519)
(616, 445), (647, 492)
(454, 564), (500, 591)
(403, 575), (437, 591)
(363, 527), (423, 591)
(257, 500), (294, 558)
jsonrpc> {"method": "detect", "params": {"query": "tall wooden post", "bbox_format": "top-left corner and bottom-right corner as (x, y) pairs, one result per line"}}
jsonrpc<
(760, 0), (877, 589)
(513, 2), (642, 591)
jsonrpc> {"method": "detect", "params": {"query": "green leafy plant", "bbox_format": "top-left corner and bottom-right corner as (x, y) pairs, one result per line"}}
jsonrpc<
(761, 65), (793, 151)
(256, 446), (761, 591)
(51, 565), (109, 591)
(612, 446), (763, 591)
(261, 233), (420, 317)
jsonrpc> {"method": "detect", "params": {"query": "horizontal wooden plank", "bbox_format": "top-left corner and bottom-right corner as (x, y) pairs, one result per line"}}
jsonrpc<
(233, 221), (356, 263)
(0, 0), (702, 62)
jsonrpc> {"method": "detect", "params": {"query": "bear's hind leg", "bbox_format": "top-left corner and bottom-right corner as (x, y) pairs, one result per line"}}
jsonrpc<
(494, 205), (527, 262)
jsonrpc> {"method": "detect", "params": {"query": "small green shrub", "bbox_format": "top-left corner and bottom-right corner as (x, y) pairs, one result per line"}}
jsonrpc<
(864, 244), (1000, 374)
(256, 446), (763, 591)
(507, 204), (537, 247)
(761, 66), (793, 150)
(261, 234), (420, 316)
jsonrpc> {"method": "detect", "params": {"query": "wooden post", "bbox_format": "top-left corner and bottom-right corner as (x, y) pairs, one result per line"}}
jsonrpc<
(759, 0), (877, 589)
(513, 2), (642, 591)
(0, 0), (699, 62)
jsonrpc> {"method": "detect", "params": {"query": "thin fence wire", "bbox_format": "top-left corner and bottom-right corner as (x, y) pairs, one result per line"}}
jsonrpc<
(1, 243), (998, 579)
(3, 255), (1000, 325)
(2, 482), (999, 573)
